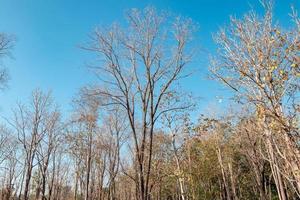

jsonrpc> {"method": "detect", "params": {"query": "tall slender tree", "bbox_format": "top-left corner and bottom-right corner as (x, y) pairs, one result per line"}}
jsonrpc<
(83, 7), (195, 200)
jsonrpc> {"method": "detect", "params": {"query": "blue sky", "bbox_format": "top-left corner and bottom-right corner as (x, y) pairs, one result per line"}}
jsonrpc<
(0, 0), (299, 119)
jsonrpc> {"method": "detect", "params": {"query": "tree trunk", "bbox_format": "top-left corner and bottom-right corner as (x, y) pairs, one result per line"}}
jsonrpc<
(265, 133), (287, 200)
(216, 147), (231, 200)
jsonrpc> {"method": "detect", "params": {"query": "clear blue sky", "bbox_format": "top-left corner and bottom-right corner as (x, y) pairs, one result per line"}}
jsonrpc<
(0, 0), (299, 119)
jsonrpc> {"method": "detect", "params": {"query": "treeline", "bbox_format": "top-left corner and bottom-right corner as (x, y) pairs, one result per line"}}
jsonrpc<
(0, 2), (299, 200)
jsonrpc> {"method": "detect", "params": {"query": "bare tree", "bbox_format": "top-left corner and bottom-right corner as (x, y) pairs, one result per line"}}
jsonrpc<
(83, 7), (195, 200)
(67, 94), (101, 200)
(102, 107), (127, 200)
(11, 89), (60, 200)
(161, 104), (194, 200)
(0, 126), (18, 200)
(35, 109), (61, 200)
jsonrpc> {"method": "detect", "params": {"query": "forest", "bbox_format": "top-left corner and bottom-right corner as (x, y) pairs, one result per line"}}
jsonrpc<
(0, 1), (299, 200)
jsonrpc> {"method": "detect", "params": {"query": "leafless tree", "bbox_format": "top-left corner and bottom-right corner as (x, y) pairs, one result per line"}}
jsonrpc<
(10, 89), (60, 200)
(67, 93), (101, 200)
(102, 107), (127, 200)
(35, 109), (61, 200)
(83, 7), (195, 200)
